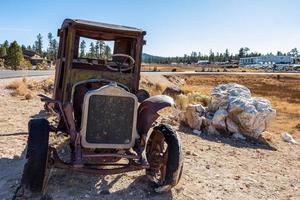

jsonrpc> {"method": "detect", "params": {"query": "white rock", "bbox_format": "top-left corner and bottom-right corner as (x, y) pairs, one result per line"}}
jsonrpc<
(232, 133), (246, 140)
(207, 125), (220, 135)
(212, 109), (227, 129)
(209, 83), (251, 112)
(225, 118), (241, 133)
(210, 83), (276, 139)
(282, 132), (298, 144)
(202, 117), (212, 127)
(181, 83), (276, 140)
(182, 104), (204, 130)
(192, 129), (202, 136)
(194, 104), (206, 116)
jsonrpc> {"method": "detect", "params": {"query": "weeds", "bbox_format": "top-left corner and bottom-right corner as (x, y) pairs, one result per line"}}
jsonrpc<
(5, 77), (54, 99)
(296, 124), (300, 131)
(154, 83), (163, 92)
(6, 78), (32, 99)
(175, 92), (210, 109)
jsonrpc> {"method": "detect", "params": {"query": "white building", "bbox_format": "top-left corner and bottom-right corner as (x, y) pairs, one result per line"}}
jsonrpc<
(240, 55), (293, 65)
(197, 60), (210, 64)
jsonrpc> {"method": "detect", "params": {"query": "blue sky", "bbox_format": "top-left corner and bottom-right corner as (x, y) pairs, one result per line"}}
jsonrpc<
(0, 0), (299, 56)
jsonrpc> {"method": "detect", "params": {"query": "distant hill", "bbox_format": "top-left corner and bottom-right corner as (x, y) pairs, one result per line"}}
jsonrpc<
(142, 53), (164, 63)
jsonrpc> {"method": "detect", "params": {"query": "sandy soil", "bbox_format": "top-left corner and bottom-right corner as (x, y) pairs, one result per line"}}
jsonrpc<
(0, 76), (300, 200)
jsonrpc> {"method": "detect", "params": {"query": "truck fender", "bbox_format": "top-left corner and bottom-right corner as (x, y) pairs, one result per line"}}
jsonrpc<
(137, 95), (174, 137)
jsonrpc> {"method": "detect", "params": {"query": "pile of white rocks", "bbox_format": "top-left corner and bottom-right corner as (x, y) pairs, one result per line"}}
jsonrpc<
(181, 83), (276, 140)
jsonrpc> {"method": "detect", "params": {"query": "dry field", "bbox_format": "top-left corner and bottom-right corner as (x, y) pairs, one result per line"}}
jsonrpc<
(0, 75), (299, 200)
(141, 64), (261, 73)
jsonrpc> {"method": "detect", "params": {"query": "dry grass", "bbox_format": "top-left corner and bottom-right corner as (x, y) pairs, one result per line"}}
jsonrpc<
(154, 82), (164, 92)
(175, 92), (210, 110)
(5, 77), (54, 99)
(6, 78), (32, 99)
(5, 78), (27, 90)
(27, 78), (54, 93)
(140, 79), (166, 96)
(296, 123), (300, 131)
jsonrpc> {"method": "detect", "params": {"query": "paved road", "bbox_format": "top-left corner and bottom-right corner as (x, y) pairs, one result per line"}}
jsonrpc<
(1, 70), (300, 79)
(0, 70), (55, 79)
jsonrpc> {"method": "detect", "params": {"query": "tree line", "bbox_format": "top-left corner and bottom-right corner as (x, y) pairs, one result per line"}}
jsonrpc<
(143, 47), (299, 64)
(0, 33), (59, 70)
(0, 33), (113, 70)
(79, 40), (112, 59)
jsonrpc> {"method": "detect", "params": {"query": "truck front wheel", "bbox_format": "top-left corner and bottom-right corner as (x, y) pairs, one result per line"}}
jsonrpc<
(146, 124), (183, 193)
(21, 118), (50, 193)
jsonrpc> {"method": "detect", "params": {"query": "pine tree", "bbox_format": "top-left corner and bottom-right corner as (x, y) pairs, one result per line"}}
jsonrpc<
(209, 49), (215, 62)
(99, 41), (105, 58)
(0, 46), (7, 58)
(238, 48), (245, 58)
(79, 40), (86, 57)
(52, 39), (58, 60)
(244, 47), (250, 57)
(0, 41), (9, 58)
(3, 40), (9, 49)
(224, 49), (229, 61)
(104, 45), (111, 59)
(5, 41), (24, 70)
(21, 45), (26, 50)
(89, 42), (96, 58)
(35, 33), (43, 55)
(289, 48), (299, 57)
(95, 41), (100, 58)
(47, 32), (53, 60)
(32, 44), (36, 52)
(191, 52), (197, 63)
(0, 47), (6, 58)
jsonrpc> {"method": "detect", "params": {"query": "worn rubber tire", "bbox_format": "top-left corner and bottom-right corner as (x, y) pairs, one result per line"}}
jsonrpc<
(21, 118), (49, 193)
(147, 124), (184, 192)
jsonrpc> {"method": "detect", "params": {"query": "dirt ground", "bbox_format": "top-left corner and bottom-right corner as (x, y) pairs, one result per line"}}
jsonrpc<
(0, 75), (300, 200)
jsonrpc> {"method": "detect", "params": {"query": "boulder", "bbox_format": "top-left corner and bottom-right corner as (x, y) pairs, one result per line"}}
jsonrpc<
(232, 133), (246, 140)
(181, 104), (206, 130)
(209, 83), (251, 112)
(209, 83), (276, 139)
(182, 83), (276, 140)
(212, 108), (227, 129)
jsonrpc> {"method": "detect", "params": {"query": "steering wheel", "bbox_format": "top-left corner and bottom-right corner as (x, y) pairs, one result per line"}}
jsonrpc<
(106, 54), (135, 72)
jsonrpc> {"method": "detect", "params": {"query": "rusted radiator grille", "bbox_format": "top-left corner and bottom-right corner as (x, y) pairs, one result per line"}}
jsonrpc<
(86, 95), (135, 144)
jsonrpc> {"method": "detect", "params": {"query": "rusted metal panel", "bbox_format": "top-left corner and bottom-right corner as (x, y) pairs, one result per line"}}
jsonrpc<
(86, 95), (134, 144)
(69, 68), (133, 90)
(62, 19), (145, 35)
(137, 95), (174, 137)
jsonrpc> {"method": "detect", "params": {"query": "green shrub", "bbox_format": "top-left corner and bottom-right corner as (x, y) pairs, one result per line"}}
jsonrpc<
(36, 62), (49, 70)
(0, 59), (4, 68)
(20, 59), (32, 69)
